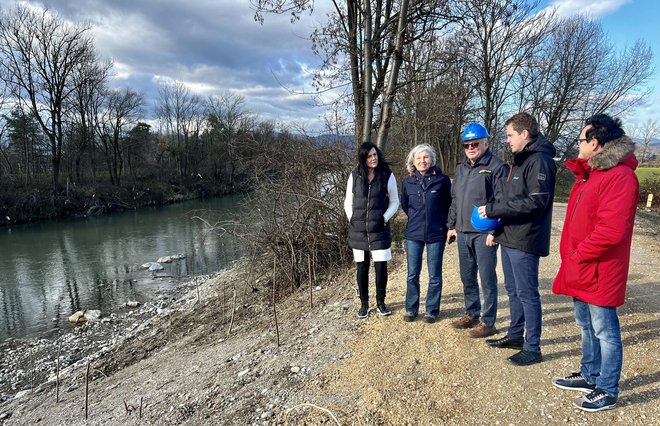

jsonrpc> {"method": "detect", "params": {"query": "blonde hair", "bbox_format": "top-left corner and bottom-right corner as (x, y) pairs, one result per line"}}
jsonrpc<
(405, 144), (437, 173)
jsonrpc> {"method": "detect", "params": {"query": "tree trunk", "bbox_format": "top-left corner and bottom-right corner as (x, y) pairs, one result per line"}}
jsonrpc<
(361, 0), (373, 145)
(376, 0), (409, 154)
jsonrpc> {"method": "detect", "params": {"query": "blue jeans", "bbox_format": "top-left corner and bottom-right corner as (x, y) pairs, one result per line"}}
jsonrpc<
(457, 232), (499, 326)
(501, 245), (542, 352)
(405, 240), (445, 316)
(574, 298), (622, 397)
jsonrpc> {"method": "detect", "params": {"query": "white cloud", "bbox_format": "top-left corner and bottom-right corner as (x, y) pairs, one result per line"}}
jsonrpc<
(0, 0), (329, 131)
(546, 0), (633, 18)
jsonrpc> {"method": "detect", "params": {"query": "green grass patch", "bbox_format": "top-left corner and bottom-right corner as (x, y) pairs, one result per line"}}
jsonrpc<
(636, 167), (660, 183)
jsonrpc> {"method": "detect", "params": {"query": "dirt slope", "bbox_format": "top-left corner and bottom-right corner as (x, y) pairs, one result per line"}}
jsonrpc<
(1, 204), (658, 425)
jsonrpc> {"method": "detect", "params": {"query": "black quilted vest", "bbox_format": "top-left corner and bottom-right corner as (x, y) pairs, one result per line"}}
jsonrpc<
(347, 169), (392, 251)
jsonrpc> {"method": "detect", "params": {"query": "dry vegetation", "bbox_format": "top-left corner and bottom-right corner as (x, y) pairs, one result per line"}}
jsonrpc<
(0, 205), (658, 425)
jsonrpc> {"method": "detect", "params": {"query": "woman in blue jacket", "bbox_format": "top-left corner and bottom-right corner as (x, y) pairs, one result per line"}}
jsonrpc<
(401, 144), (452, 323)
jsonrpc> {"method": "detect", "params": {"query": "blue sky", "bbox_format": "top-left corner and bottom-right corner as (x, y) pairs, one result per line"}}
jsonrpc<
(544, 0), (660, 130)
(0, 0), (658, 134)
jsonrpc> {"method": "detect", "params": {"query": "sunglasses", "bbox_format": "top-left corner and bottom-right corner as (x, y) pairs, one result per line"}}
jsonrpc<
(463, 142), (481, 149)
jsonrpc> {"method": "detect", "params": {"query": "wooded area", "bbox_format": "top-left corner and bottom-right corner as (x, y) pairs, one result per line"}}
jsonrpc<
(0, 1), (656, 227)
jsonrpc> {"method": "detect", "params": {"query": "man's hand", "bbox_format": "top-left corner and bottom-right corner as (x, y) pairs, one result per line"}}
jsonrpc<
(486, 234), (497, 247)
(478, 205), (488, 218)
(447, 229), (457, 244)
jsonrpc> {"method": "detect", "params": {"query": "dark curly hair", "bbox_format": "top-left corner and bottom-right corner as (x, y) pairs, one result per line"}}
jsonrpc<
(585, 113), (625, 146)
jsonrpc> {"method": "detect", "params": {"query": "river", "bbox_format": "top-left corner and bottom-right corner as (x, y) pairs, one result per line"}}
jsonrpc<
(0, 195), (246, 341)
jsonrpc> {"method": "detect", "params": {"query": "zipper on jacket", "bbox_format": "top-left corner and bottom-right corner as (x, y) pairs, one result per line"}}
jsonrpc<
(570, 182), (585, 222)
(366, 182), (372, 250)
(422, 188), (428, 241)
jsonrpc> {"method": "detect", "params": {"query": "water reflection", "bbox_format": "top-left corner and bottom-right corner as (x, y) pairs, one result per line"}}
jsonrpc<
(0, 196), (245, 340)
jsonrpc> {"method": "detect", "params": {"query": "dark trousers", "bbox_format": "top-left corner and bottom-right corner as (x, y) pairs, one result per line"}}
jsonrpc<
(457, 232), (499, 326)
(356, 254), (388, 305)
(501, 245), (542, 352)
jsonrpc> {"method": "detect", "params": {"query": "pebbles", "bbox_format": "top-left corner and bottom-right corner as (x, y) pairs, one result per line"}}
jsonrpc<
(0, 278), (195, 401)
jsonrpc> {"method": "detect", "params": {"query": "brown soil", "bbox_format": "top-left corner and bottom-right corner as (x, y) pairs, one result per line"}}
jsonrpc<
(1, 204), (658, 425)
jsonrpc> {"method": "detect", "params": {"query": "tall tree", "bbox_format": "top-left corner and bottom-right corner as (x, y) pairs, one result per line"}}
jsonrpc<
(454, 0), (553, 146)
(516, 14), (653, 158)
(206, 93), (252, 188)
(4, 105), (46, 184)
(631, 119), (660, 165)
(253, 0), (455, 154)
(155, 81), (204, 178)
(0, 5), (101, 184)
(95, 88), (145, 185)
(68, 58), (113, 183)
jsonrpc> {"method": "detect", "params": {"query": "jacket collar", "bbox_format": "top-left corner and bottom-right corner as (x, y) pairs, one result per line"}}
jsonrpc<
(588, 135), (638, 171)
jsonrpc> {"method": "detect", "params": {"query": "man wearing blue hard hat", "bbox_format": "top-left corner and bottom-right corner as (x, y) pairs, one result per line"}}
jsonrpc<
(447, 123), (508, 338)
(478, 112), (556, 366)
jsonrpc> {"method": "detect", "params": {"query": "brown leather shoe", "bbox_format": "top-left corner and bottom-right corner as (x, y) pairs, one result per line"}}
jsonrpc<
(468, 322), (497, 338)
(451, 314), (480, 329)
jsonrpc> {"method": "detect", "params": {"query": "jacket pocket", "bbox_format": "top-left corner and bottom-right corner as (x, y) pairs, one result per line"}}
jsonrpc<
(563, 258), (599, 292)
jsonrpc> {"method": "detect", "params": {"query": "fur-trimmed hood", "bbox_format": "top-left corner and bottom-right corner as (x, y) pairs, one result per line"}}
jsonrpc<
(589, 135), (637, 171)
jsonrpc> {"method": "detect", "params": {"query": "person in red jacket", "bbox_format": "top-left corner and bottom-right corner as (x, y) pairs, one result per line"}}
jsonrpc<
(551, 114), (639, 412)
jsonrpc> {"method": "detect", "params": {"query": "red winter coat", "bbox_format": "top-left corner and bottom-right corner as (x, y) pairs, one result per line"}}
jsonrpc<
(552, 136), (639, 307)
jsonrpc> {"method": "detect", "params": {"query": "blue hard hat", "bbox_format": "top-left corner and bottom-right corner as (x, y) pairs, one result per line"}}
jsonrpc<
(470, 205), (501, 232)
(462, 122), (490, 142)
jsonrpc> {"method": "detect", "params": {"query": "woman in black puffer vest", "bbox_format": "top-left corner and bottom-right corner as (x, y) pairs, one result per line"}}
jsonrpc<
(344, 142), (399, 319)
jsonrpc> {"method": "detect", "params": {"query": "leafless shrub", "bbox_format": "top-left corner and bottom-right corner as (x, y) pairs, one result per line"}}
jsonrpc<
(236, 134), (352, 301)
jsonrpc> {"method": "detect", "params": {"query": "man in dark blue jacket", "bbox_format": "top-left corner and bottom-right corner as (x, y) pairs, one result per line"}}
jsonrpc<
(448, 123), (508, 338)
(478, 112), (556, 366)
(401, 144), (452, 323)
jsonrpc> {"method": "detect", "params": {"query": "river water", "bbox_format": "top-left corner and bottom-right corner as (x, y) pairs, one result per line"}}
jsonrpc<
(0, 195), (246, 341)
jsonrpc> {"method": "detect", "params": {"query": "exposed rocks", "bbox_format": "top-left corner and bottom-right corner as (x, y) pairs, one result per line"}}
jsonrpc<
(67, 309), (101, 324)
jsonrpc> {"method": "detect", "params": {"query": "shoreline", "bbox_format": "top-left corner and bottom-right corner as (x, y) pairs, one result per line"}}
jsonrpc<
(0, 260), (243, 404)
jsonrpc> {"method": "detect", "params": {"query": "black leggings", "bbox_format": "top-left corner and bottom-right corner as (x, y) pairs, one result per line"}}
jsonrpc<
(356, 255), (388, 304)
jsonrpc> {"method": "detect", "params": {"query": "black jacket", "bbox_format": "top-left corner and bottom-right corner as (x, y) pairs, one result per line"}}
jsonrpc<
(347, 169), (393, 251)
(485, 134), (557, 256)
(401, 166), (451, 243)
(448, 150), (508, 233)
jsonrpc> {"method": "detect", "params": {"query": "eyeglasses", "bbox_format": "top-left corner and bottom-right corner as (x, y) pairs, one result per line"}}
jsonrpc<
(463, 142), (482, 149)
(574, 137), (590, 145)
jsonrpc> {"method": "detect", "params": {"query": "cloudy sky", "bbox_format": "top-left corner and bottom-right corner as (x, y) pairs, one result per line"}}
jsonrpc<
(1, 0), (658, 133)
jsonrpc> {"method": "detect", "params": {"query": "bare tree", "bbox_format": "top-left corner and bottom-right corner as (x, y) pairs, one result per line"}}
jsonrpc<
(516, 14), (653, 159)
(253, 0), (456, 154)
(95, 88), (145, 185)
(155, 81), (205, 178)
(454, 0), (553, 148)
(68, 58), (113, 183)
(206, 93), (253, 188)
(0, 5), (101, 184)
(631, 119), (660, 165)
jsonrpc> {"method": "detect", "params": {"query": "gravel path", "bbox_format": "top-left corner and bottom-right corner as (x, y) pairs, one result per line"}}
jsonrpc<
(1, 204), (658, 425)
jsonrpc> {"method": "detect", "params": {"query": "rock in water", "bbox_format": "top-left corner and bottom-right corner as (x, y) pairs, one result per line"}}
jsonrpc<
(149, 262), (164, 271)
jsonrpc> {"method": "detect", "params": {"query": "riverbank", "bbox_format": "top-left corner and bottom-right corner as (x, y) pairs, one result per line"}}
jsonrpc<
(0, 177), (236, 227)
(0, 204), (658, 425)
(0, 270), (216, 404)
